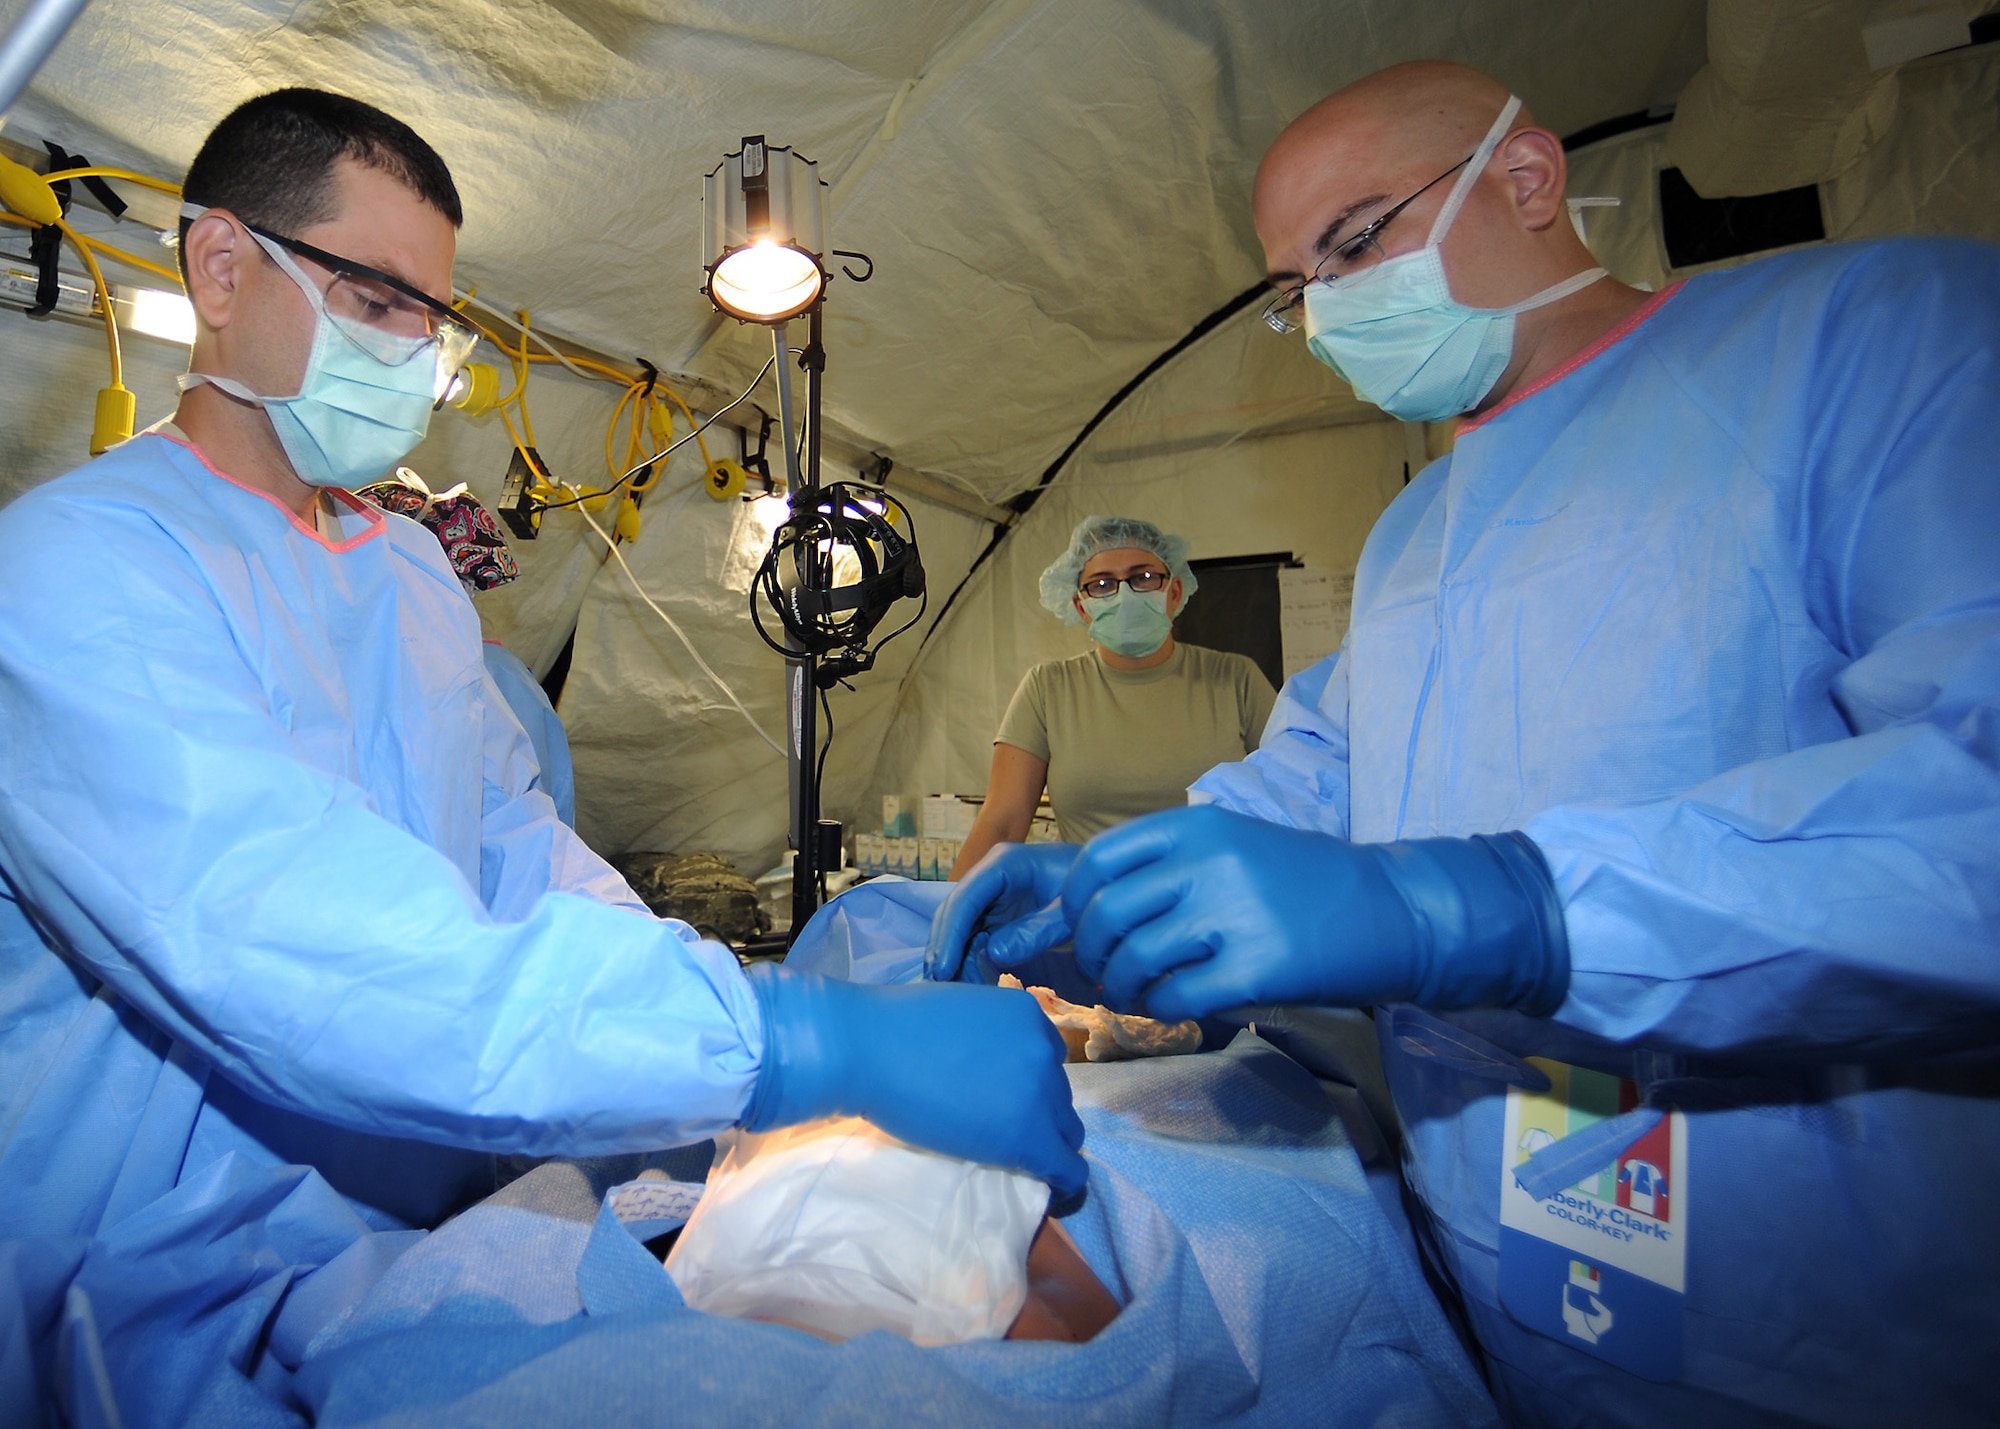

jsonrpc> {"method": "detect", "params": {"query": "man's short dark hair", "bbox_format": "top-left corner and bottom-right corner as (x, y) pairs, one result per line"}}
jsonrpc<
(178, 89), (461, 276)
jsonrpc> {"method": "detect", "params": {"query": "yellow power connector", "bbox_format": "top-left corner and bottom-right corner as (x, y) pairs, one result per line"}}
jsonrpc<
(91, 385), (135, 455)
(0, 155), (62, 226)
(614, 494), (643, 543)
(449, 362), (501, 418)
(704, 458), (748, 501)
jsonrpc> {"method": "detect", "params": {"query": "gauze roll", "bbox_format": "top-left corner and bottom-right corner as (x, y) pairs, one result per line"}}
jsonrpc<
(665, 1116), (1051, 1345)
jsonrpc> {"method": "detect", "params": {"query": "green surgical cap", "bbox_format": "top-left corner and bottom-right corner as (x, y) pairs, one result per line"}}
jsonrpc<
(1038, 514), (1198, 625)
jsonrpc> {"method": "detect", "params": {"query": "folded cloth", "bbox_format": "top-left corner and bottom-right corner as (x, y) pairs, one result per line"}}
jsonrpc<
(665, 1117), (1048, 1345)
(6, 883), (1501, 1428)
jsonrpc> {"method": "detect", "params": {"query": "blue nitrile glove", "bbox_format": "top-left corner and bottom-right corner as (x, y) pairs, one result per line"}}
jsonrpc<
(1059, 806), (1569, 1023)
(742, 962), (1088, 1197)
(925, 842), (1080, 983)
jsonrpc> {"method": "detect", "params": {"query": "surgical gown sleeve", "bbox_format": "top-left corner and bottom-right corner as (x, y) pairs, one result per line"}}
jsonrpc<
(1190, 644), (1353, 838)
(0, 498), (761, 1156)
(478, 663), (636, 918)
(1526, 247), (2000, 1060)
(481, 640), (580, 828)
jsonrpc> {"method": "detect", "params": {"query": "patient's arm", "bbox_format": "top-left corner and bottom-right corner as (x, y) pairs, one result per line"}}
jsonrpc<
(1008, 1218), (1122, 1343)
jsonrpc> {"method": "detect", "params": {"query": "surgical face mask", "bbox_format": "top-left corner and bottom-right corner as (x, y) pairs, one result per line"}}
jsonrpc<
(1081, 586), (1173, 658)
(1301, 96), (1607, 422)
(178, 219), (446, 489)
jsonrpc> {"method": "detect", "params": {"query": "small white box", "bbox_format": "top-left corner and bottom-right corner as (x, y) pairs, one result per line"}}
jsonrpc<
(920, 795), (977, 841)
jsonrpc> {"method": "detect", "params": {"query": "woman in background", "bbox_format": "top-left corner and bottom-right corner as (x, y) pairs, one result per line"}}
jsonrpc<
(951, 515), (1276, 878)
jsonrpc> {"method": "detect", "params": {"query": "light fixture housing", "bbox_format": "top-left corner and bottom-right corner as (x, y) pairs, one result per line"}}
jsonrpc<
(702, 136), (829, 323)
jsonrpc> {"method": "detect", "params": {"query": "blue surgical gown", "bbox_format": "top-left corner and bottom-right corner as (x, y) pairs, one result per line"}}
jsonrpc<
(482, 640), (577, 826)
(0, 432), (763, 1246)
(1193, 239), (2000, 1428)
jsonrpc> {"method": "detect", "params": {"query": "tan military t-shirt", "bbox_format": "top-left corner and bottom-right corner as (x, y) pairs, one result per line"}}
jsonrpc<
(995, 643), (1277, 843)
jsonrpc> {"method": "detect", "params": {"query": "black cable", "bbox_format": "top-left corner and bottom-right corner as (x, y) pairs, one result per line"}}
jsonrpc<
(815, 685), (834, 803)
(816, 684), (834, 904)
(1560, 108), (1674, 152)
(1019, 282), (1271, 509)
(908, 520), (1008, 664)
(748, 485), (924, 664)
(538, 355), (777, 512)
(857, 494), (926, 659)
(908, 281), (1270, 662)
(536, 458), (660, 512)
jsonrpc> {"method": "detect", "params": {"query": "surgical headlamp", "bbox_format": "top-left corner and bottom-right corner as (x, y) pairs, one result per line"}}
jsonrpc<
(751, 481), (926, 685)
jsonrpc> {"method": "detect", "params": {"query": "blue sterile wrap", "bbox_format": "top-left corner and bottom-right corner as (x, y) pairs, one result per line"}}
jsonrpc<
(3, 884), (1499, 1427)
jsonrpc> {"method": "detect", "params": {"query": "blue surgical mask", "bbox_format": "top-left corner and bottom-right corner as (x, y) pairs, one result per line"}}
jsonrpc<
(179, 229), (440, 489)
(1302, 96), (1607, 422)
(1082, 587), (1173, 658)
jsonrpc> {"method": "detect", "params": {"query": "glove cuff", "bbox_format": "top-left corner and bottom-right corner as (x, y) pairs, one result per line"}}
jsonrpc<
(1476, 831), (1571, 1015)
(741, 962), (852, 1131)
(1378, 831), (1571, 1015)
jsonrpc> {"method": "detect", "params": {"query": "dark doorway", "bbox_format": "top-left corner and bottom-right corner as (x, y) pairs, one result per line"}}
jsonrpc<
(1176, 552), (1296, 692)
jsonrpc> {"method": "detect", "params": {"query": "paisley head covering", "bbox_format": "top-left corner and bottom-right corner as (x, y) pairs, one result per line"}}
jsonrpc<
(357, 467), (520, 591)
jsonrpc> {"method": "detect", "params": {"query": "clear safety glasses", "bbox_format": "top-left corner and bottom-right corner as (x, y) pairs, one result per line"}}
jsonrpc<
(1262, 154), (1472, 335)
(1078, 568), (1170, 599)
(247, 224), (483, 373)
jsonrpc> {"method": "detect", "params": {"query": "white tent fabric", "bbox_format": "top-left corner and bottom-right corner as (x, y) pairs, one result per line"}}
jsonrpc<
(1, 0), (1995, 879)
(1666, 0), (1997, 196)
(2, 0), (1708, 500)
(1579, 38), (2000, 290)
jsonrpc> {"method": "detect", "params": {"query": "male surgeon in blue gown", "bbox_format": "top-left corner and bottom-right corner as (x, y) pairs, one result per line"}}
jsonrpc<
(933, 60), (2000, 1428)
(0, 86), (1083, 1384)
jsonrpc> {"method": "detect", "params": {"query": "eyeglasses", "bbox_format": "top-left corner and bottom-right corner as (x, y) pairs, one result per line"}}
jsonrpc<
(1262, 154), (1472, 335)
(247, 223), (483, 373)
(1078, 568), (1171, 599)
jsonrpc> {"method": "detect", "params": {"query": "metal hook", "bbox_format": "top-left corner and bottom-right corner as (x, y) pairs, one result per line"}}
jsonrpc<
(832, 249), (874, 282)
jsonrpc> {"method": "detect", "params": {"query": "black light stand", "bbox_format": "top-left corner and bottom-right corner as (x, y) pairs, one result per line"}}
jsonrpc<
(702, 136), (890, 945)
(756, 303), (928, 943)
(768, 308), (843, 941)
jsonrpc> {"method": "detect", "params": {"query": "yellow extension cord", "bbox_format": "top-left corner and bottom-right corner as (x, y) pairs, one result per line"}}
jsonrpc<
(5, 164), (718, 495)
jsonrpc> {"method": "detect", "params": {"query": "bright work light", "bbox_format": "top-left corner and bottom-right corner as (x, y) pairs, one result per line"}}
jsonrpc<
(702, 136), (827, 323)
(698, 135), (886, 947)
(117, 286), (196, 345)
